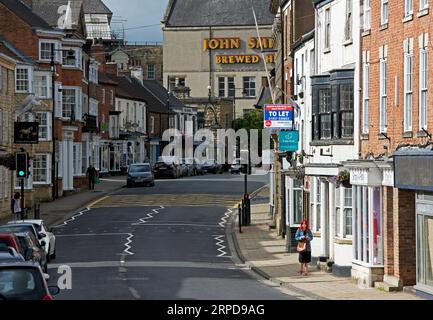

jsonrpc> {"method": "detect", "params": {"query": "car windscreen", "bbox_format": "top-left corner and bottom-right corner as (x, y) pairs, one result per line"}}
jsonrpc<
(0, 226), (35, 237)
(129, 165), (150, 173)
(0, 268), (46, 300)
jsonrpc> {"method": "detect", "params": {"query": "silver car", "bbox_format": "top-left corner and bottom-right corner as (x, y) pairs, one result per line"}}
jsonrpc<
(127, 163), (155, 188)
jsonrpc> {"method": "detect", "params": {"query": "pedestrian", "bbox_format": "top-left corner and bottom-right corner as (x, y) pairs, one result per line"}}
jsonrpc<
(11, 193), (22, 222)
(86, 165), (98, 190)
(295, 219), (313, 276)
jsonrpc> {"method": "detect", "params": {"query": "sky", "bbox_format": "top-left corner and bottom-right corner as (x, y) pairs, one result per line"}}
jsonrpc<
(103, 0), (169, 44)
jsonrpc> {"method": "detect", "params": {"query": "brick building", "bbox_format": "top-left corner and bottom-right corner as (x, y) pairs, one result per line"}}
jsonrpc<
(345, 0), (433, 297)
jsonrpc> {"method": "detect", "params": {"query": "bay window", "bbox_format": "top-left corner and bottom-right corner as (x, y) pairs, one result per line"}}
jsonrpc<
(319, 89), (332, 139)
(39, 40), (61, 62)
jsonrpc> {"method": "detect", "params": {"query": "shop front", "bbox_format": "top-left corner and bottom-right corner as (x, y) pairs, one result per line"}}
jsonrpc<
(394, 148), (433, 298)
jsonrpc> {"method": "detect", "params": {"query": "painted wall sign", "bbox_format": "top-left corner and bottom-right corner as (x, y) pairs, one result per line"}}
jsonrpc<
(264, 104), (294, 129)
(279, 131), (299, 152)
(203, 37), (274, 51)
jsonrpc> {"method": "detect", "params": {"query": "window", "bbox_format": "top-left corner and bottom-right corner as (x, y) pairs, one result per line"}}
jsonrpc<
(178, 78), (185, 87)
(243, 76), (256, 97)
(147, 64), (155, 80)
(336, 186), (341, 237)
(73, 143), (82, 176)
(39, 41), (60, 62)
(33, 154), (50, 184)
(62, 87), (82, 120)
(379, 58), (388, 133)
(89, 98), (98, 117)
(4, 167), (8, 199)
(82, 141), (88, 174)
(364, 0), (371, 30)
(89, 64), (98, 84)
(33, 72), (51, 98)
(340, 85), (354, 138)
(218, 77), (225, 97)
(35, 112), (51, 141)
(381, 0), (388, 25)
(310, 49), (315, 76)
(150, 116), (155, 134)
(362, 59), (370, 134)
(228, 77), (235, 97)
(110, 90), (114, 106)
(324, 8), (331, 50)
(344, 188), (353, 236)
(62, 48), (82, 68)
(292, 179), (303, 225)
(420, 0), (429, 10)
(405, 0), (413, 17)
(345, 0), (353, 41)
(15, 67), (31, 93)
(316, 179), (321, 231)
(404, 42), (413, 132)
(420, 36), (428, 130)
(319, 89), (332, 139)
(168, 77), (176, 91)
(417, 209), (433, 288)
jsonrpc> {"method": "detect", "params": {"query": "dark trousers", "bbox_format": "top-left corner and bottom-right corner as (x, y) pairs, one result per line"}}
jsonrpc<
(89, 177), (95, 190)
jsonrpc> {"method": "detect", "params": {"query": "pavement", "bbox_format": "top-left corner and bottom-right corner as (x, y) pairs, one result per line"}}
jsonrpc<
(0, 176), (126, 228)
(231, 187), (423, 300)
(43, 173), (300, 300)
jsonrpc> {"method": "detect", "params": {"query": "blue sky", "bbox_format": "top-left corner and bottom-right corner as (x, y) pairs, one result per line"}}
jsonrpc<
(103, 0), (169, 43)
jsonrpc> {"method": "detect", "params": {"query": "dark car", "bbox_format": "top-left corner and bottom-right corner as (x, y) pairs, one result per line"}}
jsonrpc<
(14, 233), (48, 274)
(127, 163), (155, 188)
(0, 234), (25, 258)
(0, 262), (60, 300)
(0, 224), (44, 245)
(153, 161), (179, 179)
(202, 159), (223, 174)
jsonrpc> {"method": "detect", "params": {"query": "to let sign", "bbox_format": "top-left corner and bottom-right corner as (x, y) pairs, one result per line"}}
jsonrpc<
(264, 104), (294, 129)
(279, 131), (299, 152)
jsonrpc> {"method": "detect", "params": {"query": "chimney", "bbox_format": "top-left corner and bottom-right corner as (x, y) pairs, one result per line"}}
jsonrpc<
(130, 67), (144, 85)
(91, 41), (106, 65)
(104, 62), (118, 76)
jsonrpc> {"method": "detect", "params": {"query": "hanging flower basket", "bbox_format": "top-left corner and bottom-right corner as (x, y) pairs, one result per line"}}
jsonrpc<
(0, 154), (16, 171)
(294, 166), (305, 181)
(336, 170), (351, 188)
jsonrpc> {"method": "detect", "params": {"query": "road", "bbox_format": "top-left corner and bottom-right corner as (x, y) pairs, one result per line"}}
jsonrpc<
(47, 173), (295, 300)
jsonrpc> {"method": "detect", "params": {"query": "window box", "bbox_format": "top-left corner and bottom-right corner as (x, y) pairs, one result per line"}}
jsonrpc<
(417, 131), (429, 138)
(343, 39), (353, 46)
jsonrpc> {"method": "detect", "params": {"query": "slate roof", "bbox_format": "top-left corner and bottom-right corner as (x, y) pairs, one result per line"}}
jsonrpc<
(142, 80), (185, 110)
(30, 0), (83, 27)
(164, 0), (274, 27)
(0, 0), (52, 29)
(0, 36), (34, 64)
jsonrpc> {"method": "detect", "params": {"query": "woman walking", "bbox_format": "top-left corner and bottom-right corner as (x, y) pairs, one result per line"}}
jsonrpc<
(295, 220), (313, 276)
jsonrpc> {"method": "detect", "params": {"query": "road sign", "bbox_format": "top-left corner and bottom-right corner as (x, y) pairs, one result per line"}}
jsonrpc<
(279, 131), (299, 152)
(264, 104), (294, 129)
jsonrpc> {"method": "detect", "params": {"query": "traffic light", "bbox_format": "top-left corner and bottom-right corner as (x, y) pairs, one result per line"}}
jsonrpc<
(16, 152), (29, 179)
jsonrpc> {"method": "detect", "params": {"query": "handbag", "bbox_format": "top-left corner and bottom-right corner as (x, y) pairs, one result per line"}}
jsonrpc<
(297, 241), (307, 252)
(95, 177), (101, 184)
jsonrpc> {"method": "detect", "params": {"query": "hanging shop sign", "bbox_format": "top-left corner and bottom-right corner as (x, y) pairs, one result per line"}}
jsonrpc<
(14, 122), (39, 144)
(279, 131), (299, 152)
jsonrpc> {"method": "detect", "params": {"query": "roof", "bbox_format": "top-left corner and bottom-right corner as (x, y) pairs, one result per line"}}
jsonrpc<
(81, 0), (112, 14)
(142, 80), (185, 111)
(0, 0), (52, 30)
(114, 76), (147, 103)
(0, 36), (33, 64)
(99, 72), (118, 86)
(164, 0), (274, 27)
(30, 0), (83, 28)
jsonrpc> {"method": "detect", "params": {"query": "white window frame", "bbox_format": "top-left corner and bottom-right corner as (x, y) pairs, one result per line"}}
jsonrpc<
(62, 86), (82, 120)
(73, 143), (83, 176)
(150, 116), (155, 134)
(405, 0), (413, 17)
(62, 47), (83, 69)
(39, 40), (61, 63)
(33, 71), (51, 99)
(362, 54), (370, 134)
(324, 7), (331, 50)
(147, 64), (156, 80)
(379, 57), (388, 133)
(243, 76), (256, 97)
(364, 0), (371, 31)
(381, 0), (389, 25)
(15, 66), (32, 93)
(54, 82), (62, 118)
(420, 34), (428, 130)
(32, 154), (51, 185)
(420, 0), (429, 11)
(404, 39), (414, 132)
(344, 0), (353, 41)
(35, 112), (52, 141)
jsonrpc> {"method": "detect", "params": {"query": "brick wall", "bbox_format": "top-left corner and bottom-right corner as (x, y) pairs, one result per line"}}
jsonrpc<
(393, 188), (416, 286)
(383, 186), (394, 276)
(361, 1), (433, 158)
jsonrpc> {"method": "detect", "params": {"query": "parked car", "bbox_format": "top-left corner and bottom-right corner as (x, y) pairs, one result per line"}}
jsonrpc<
(0, 234), (25, 259)
(0, 262), (60, 300)
(153, 160), (179, 179)
(230, 158), (242, 174)
(0, 244), (25, 263)
(0, 224), (45, 253)
(127, 163), (155, 188)
(181, 159), (195, 176)
(202, 159), (223, 174)
(7, 221), (56, 260)
(14, 233), (48, 274)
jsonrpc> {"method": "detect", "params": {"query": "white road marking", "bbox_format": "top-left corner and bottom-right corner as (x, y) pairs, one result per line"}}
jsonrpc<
(132, 206), (165, 226)
(219, 208), (233, 228)
(48, 261), (236, 270)
(56, 233), (130, 237)
(51, 208), (90, 229)
(134, 223), (221, 228)
(123, 233), (134, 256)
(214, 235), (230, 258)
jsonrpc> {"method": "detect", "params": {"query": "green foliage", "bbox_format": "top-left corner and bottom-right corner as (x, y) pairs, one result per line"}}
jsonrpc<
(233, 109), (264, 132)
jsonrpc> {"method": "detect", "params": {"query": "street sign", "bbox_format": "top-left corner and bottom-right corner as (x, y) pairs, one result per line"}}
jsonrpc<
(264, 104), (294, 129)
(14, 122), (39, 144)
(279, 131), (299, 152)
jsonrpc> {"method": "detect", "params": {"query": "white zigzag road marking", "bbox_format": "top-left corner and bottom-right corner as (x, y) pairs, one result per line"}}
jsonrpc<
(214, 235), (230, 258)
(123, 233), (134, 256)
(51, 208), (90, 229)
(132, 206), (165, 226)
(219, 208), (233, 228)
